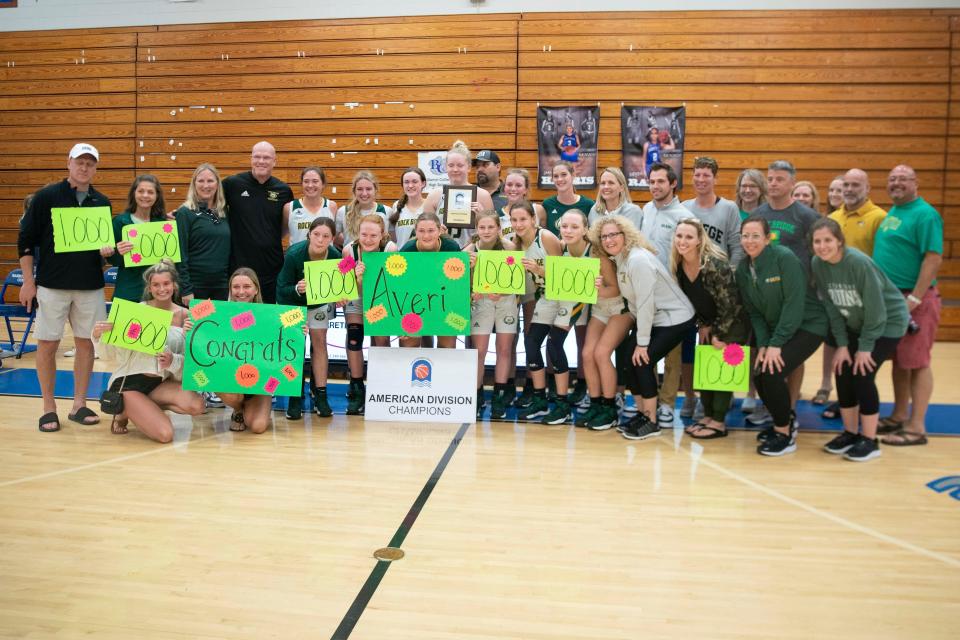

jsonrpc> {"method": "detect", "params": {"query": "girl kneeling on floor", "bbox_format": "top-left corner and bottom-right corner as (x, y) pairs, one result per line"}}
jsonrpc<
(93, 260), (204, 443)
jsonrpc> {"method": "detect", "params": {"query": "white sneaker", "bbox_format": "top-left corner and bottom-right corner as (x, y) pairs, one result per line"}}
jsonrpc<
(204, 392), (225, 408)
(746, 405), (772, 426)
(656, 404), (674, 426)
(64, 349), (75, 357)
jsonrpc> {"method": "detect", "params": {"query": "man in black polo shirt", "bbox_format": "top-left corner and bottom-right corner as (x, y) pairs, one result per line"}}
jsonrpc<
(222, 141), (293, 303)
(473, 150), (507, 211)
(18, 143), (114, 432)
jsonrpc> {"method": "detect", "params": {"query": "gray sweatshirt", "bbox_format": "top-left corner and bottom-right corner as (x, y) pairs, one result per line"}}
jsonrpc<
(640, 196), (690, 267)
(588, 201), (643, 230)
(681, 196), (745, 268)
(615, 246), (695, 347)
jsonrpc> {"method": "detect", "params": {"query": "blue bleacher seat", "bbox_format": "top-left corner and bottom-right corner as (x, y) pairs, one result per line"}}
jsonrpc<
(0, 268), (36, 359)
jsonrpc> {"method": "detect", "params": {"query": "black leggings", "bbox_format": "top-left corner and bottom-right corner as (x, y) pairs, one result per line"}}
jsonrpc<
(753, 329), (823, 427)
(525, 323), (571, 374)
(832, 333), (901, 416)
(635, 319), (697, 399)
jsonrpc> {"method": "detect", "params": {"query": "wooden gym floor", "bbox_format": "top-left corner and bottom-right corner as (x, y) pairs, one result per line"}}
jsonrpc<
(0, 343), (958, 639)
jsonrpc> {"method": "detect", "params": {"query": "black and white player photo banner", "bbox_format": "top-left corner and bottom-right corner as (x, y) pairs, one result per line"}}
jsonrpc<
(621, 105), (686, 191)
(537, 105), (600, 189)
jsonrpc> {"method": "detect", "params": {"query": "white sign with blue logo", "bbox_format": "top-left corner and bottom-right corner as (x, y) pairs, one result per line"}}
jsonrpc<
(365, 346), (476, 424)
(418, 151), (449, 190)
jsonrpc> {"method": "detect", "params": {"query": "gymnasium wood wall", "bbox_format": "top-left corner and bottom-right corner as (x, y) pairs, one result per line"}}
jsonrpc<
(1, 9), (958, 336)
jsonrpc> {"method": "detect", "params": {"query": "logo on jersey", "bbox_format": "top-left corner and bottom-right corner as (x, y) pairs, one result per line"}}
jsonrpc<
(240, 190), (250, 197)
(410, 358), (433, 387)
(267, 190), (279, 202)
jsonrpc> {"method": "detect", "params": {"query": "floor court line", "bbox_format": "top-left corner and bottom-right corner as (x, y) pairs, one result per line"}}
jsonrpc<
(671, 440), (960, 569)
(331, 422), (472, 640)
(0, 429), (222, 489)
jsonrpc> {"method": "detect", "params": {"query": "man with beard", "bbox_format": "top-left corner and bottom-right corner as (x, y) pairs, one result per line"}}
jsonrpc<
(473, 150), (507, 210)
(639, 162), (692, 427)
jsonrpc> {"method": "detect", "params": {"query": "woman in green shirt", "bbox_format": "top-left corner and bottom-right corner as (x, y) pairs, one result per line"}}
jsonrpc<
(277, 217), (342, 420)
(811, 217), (909, 460)
(174, 163), (231, 301)
(736, 215), (827, 457)
(108, 175), (187, 302)
(399, 213), (461, 348)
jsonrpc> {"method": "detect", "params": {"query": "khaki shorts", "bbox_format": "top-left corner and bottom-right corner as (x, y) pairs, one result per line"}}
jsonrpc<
(591, 296), (630, 325)
(532, 297), (588, 329)
(36, 286), (106, 341)
(308, 304), (334, 330)
(471, 295), (519, 334)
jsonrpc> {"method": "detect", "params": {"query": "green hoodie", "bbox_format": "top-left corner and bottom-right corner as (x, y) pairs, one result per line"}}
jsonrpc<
(276, 240), (342, 307)
(735, 243), (827, 348)
(811, 247), (909, 352)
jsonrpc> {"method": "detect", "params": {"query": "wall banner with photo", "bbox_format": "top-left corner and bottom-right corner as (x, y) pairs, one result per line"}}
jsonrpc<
(537, 106), (599, 189)
(621, 105), (686, 191)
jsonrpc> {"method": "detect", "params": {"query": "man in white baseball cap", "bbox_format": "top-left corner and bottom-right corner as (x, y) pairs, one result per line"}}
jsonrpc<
(17, 142), (114, 432)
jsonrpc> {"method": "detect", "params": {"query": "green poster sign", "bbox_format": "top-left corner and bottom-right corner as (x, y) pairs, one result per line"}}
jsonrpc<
(100, 298), (173, 356)
(122, 220), (182, 267)
(182, 299), (306, 396)
(545, 255), (600, 304)
(52, 206), (113, 253)
(693, 344), (751, 392)
(362, 252), (471, 337)
(304, 258), (358, 305)
(472, 250), (525, 295)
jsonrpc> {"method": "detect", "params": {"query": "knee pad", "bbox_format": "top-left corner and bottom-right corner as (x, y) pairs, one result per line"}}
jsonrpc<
(546, 326), (570, 373)
(524, 325), (549, 371)
(347, 323), (364, 351)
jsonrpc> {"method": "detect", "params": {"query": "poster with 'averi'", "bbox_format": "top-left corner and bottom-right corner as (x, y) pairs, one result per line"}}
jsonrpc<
(362, 252), (471, 337)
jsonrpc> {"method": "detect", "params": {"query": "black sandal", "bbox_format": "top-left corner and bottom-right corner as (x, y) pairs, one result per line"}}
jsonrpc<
(68, 406), (100, 425)
(821, 402), (841, 420)
(688, 424), (729, 440)
(38, 412), (60, 433)
(230, 410), (246, 432)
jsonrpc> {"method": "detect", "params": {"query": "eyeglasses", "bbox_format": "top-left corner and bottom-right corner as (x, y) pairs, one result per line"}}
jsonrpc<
(600, 232), (624, 242)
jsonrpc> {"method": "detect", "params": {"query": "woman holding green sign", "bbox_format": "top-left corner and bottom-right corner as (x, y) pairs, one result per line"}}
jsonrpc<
(277, 218), (342, 420)
(465, 210), (520, 419)
(670, 218), (749, 439)
(93, 260), (203, 442)
(215, 268), (273, 433)
(593, 215), (696, 442)
(735, 216), (828, 457)
(344, 214), (399, 415)
(108, 175), (186, 302)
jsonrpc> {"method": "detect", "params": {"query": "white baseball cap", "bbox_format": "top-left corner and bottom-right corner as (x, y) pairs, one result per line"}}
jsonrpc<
(68, 143), (99, 161)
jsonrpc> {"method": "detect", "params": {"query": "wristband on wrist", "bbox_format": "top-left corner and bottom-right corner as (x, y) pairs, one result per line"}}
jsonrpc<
(907, 294), (922, 305)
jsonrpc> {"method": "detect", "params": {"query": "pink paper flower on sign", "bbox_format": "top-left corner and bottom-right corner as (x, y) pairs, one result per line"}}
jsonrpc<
(338, 255), (356, 274)
(128, 229), (138, 238)
(723, 343), (745, 367)
(401, 312), (423, 335)
(131, 253), (142, 264)
(162, 223), (173, 233)
(505, 256), (515, 266)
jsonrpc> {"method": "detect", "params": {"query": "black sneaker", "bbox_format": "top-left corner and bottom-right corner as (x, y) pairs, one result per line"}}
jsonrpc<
(313, 390), (332, 417)
(621, 413), (661, 441)
(346, 380), (365, 415)
(285, 396), (303, 420)
(541, 399), (572, 425)
(824, 430), (860, 455)
(757, 430), (796, 456)
(843, 436), (882, 462)
(756, 426), (776, 442)
(566, 379), (587, 406)
(513, 387), (534, 409)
